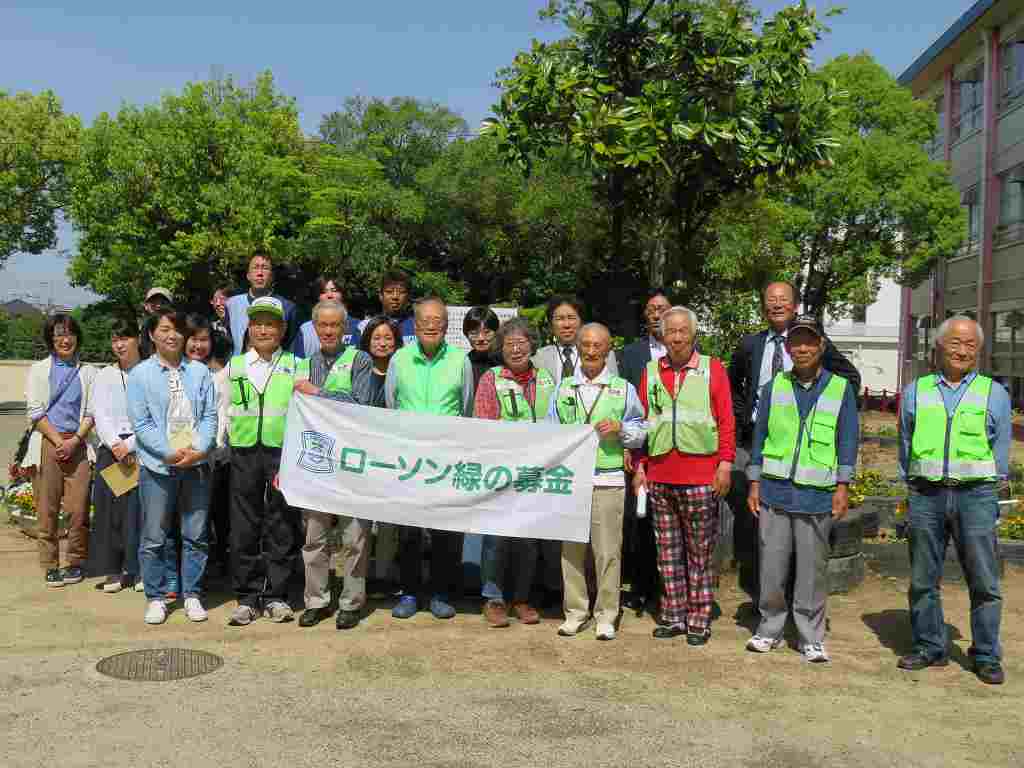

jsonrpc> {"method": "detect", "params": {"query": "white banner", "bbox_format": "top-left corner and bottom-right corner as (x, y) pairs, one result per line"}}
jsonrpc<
(444, 306), (519, 350)
(279, 393), (599, 543)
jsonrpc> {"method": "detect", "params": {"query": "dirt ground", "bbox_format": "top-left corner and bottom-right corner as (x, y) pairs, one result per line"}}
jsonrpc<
(1, 522), (1022, 768)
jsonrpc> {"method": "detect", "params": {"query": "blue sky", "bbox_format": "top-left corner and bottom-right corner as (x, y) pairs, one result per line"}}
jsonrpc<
(1, 0), (974, 304)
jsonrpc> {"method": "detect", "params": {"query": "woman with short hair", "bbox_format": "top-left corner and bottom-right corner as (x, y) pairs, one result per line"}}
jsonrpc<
(472, 317), (560, 627)
(358, 315), (404, 408)
(87, 315), (144, 593)
(24, 313), (99, 588)
(463, 306), (501, 391)
(127, 307), (218, 625)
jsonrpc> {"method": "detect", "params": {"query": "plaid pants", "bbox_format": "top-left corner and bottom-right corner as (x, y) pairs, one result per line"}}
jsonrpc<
(648, 483), (719, 631)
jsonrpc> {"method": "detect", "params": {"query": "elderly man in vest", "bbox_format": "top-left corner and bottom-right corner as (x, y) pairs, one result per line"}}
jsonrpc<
(226, 296), (302, 627)
(385, 296), (474, 620)
(633, 307), (736, 646)
(746, 314), (858, 663)
(548, 322), (645, 641)
(291, 299), (376, 629)
(898, 315), (1010, 685)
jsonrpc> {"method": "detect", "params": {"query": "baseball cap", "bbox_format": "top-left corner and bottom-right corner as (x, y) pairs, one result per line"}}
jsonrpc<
(144, 287), (173, 303)
(789, 313), (824, 338)
(247, 296), (284, 320)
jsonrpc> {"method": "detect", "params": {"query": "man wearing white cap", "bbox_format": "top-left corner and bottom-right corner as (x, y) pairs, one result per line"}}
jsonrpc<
(225, 296), (301, 627)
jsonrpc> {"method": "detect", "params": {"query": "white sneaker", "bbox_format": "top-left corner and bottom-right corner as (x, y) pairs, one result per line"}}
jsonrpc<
(746, 635), (783, 653)
(184, 597), (208, 622)
(557, 616), (591, 637)
(133, 579), (145, 593)
(802, 643), (830, 663)
(596, 622), (616, 641)
(144, 600), (167, 625)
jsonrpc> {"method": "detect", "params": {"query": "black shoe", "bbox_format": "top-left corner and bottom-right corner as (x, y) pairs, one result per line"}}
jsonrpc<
(652, 625), (686, 640)
(45, 568), (64, 588)
(687, 629), (710, 646)
(897, 652), (950, 671)
(60, 566), (83, 584)
(336, 609), (360, 630)
(975, 661), (1005, 685)
(298, 607), (331, 628)
(624, 593), (646, 613)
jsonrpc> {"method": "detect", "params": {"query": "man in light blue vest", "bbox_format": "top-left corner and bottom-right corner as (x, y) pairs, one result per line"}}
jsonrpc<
(223, 253), (300, 356)
(898, 315), (1011, 685)
(747, 314), (858, 663)
(385, 296), (474, 620)
(547, 322), (646, 641)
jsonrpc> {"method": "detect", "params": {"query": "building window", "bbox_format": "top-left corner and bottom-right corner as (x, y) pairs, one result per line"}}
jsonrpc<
(952, 63), (984, 141)
(1001, 40), (1024, 108)
(992, 308), (1024, 375)
(926, 97), (946, 157)
(964, 185), (982, 244)
(999, 170), (1024, 228)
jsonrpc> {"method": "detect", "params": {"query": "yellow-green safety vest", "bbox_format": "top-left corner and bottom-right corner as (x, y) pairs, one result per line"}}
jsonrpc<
(294, 346), (358, 395)
(908, 373), (996, 482)
(645, 356), (719, 456)
(227, 351), (298, 448)
(391, 342), (467, 415)
(555, 375), (629, 472)
(761, 371), (848, 489)
(493, 366), (556, 423)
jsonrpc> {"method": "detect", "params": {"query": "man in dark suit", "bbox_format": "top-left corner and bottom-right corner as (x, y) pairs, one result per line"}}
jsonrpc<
(617, 288), (673, 613)
(727, 280), (861, 603)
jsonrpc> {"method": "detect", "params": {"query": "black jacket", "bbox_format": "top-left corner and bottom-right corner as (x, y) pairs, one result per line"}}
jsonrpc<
(728, 328), (861, 445)
(617, 336), (657, 392)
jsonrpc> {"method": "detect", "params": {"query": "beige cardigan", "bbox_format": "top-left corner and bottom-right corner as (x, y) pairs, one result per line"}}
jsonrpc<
(23, 356), (100, 467)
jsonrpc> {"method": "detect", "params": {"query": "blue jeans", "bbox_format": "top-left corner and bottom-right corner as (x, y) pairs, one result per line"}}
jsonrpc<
(480, 535), (505, 602)
(907, 481), (1002, 664)
(138, 466), (210, 601)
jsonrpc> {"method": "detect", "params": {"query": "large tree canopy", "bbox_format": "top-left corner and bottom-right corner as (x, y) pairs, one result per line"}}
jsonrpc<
(0, 90), (80, 266)
(67, 72), (311, 307)
(483, 0), (841, 301)
(708, 53), (964, 318)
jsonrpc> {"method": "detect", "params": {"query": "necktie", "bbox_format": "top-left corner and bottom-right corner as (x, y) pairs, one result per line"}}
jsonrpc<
(771, 335), (784, 378)
(561, 346), (575, 379)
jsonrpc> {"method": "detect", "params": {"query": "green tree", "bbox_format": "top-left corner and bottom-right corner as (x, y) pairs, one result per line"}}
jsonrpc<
(710, 54), (965, 318)
(67, 72), (312, 307)
(319, 96), (468, 187)
(0, 90), (80, 265)
(483, 0), (840, 301)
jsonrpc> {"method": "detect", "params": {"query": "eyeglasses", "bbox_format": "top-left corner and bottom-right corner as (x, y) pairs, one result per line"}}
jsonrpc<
(467, 329), (495, 339)
(503, 341), (529, 352)
(417, 320), (445, 330)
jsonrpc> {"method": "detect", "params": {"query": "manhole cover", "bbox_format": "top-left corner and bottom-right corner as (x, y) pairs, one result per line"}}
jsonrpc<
(96, 648), (223, 681)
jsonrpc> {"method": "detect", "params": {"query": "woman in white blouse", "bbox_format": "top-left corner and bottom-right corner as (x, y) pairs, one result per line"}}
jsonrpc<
(87, 316), (144, 592)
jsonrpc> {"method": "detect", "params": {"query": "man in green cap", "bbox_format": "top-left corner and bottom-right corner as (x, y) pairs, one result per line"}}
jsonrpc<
(226, 296), (301, 627)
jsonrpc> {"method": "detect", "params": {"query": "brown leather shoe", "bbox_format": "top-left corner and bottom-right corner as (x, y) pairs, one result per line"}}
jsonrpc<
(512, 601), (540, 625)
(483, 600), (510, 628)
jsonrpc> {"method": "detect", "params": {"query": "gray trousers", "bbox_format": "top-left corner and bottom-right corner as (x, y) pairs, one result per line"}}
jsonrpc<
(756, 504), (831, 646)
(303, 510), (369, 611)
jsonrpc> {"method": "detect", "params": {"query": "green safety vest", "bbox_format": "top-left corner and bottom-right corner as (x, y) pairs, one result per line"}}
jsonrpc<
(761, 371), (848, 489)
(294, 346), (358, 395)
(227, 351), (299, 448)
(908, 373), (997, 481)
(493, 366), (555, 423)
(555, 374), (629, 472)
(391, 341), (467, 415)
(645, 356), (719, 456)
